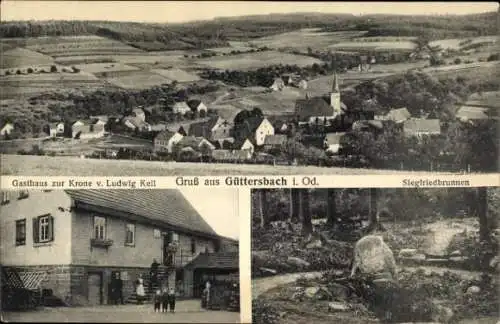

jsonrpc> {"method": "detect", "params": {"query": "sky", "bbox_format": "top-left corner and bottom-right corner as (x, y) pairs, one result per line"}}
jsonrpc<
(1, 1), (498, 23)
(180, 188), (239, 240)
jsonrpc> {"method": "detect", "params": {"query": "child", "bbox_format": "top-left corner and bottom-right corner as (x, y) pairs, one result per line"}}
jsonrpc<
(153, 288), (162, 312)
(168, 287), (176, 313)
(161, 286), (169, 313)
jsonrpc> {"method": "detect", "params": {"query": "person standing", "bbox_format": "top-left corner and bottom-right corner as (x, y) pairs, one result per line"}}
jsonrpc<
(161, 285), (169, 312)
(114, 272), (124, 305)
(205, 280), (211, 308)
(149, 259), (160, 292)
(168, 287), (176, 313)
(136, 276), (145, 305)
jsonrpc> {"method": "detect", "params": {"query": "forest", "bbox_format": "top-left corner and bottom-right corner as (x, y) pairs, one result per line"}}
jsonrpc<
(0, 11), (496, 50)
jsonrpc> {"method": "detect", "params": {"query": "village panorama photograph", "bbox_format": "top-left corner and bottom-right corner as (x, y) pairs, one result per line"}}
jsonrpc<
(0, 188), (240, 323)
(0, 1), (498, 176)
(251, 187), (499, 324)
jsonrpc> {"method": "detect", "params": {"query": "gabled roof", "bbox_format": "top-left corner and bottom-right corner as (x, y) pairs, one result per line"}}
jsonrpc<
(188, 117), (222, 137)
(184, 251), (239, 270)
(295, 97), (345, 120)
(403, 119), (441, 135)
(178, 136), (214, 149)
(173, 101), (191, 110)
(64, 190), (218, 238)
(187, 99), (203, 110)
(124, 116), (149, 129)
(325, 132), (346, 145)
(263, 134), (287, 146)
(233, 137), (252, 149)
(154, 130), (178, 141)
(212, 149), (250, 161)
(386, 107), (411, 123)
(456, 106), (490, 120)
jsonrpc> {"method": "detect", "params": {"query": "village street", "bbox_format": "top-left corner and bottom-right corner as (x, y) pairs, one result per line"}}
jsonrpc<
(1, 300), (240, 323)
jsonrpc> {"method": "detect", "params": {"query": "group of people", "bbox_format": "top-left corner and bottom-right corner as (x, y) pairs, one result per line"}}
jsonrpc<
(153, 286), (177, 313)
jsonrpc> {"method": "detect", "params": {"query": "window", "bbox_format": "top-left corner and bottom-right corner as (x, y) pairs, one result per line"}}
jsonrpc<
(1, 191), (10, 205)
(15, 219), (26, 246)
(93, 216), (106, 240)
(125, 223), (135, 246)
(153, 229), (161, 239)
(33, 214), (54, 244)
(172, 232), (179, 242)
(18, 190), (29, 200)
(191, 238), (196, 254)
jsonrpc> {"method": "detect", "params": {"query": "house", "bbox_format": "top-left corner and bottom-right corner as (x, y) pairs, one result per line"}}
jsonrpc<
(324, 132), (346, 154)
(0, 123), (14, 136)
(211, 149), (252, 163)
(233, 116), (274, 147)
(132, 108), (146, 122)
(403, 119), (441, 137)
(172, 102), (192, 115)
(154, 131), (184, 153)
(0, 189), (237, 305)
(187, 100), (208, 114)
(295, 73), (346, 123)
(271, 119), (289, 134)
(188, 117), (232, 141)
(71, 121), (105, 139)
(232, 138), (254, 154)
(177, 136), (216, 154)
(376, 107), (411, 123)
(263, 134), (287, 151)
(456, 106), (490, 121)
(269, 78), (285, 91)
(123, 117), (151, 132)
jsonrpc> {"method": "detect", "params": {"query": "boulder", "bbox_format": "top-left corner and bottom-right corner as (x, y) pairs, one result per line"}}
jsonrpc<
(398, 248), (419, 258)
(489, 256), (499, 271)
(466, 285), (481, 294)
(259, 268), (277, 276)
(304, 287), (320, 298)
(328, 301), (349, 312)
(327, 283), (351, 300)
(314, 286), (333, 301)
(351, 235), (397, 280)
(287, 257), (310, 268)
(449, 250), (462, 257)
(306, 239), (322, 249)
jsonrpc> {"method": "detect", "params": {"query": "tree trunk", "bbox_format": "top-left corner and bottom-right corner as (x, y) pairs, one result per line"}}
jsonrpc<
(301, 189), (312, 236)
(326, 189), (336, 226)
(476, 187), (491, 271)
(367, 188), (384, 233)
(260, 190), (269, 228)
(258, 190), (264, 228)
(290, 189), (300, 222)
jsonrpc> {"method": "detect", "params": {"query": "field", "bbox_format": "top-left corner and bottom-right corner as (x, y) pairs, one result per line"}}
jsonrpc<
(107, 72), (172, 89)
(151, 68), (201, 82)
(74, 62), (140, 74)
(206, 46), (255, 54)
(0, 154), (449, 176)
(247, 29), (368, 52)
(0, 47), (54, 69)
(195, 50), (322, 70)
(329, 40), (416, 51)
(465, 90), (500, 108)
(429, 36), (498, 50)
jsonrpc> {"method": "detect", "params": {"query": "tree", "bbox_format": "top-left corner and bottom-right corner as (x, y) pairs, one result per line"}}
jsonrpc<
(326, 189), (336, 226)
(366, 188), (385, 232)
(50, 65), (58, 73)
(289, 188), (300, 222)
(476, 187), (492, 271)
(300, 189), (312, 236)
(27, 67), (33, 74)
(258, 189), (270, 228)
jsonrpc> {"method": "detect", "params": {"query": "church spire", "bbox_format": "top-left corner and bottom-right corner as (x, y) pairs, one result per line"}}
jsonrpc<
(332, 72), (339, 93)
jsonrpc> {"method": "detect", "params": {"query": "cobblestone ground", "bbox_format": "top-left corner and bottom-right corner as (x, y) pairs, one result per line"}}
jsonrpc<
(2, 300), (240, 323)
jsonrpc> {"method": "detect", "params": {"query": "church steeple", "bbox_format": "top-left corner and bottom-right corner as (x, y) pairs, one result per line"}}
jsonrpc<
(332, 72), (340, 93)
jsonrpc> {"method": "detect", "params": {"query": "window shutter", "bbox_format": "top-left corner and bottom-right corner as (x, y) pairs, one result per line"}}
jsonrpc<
(33, 218), (39, 243)
(49, 215), (55, 242)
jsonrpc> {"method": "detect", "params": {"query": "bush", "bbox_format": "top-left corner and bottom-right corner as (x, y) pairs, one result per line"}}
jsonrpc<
(50, 65), (58, 73)
(487, 53), (499, 62)
(27, 67), (34, 73)
(16, 69), (21, 75)
(454, 58), (462, 64)
(71, 66), (80, 73)
(252, 299), (280, 324)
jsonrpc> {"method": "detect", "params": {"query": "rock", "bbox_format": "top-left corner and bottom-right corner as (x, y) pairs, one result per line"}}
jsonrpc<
(449, 250), (462, 257)
(489, 256), (499, 270)
(287, 256), (310, 268)
(352, 235), (397, 279)
(398, 248), (419, 258)
(259, 267), (277, 276)
(466, 285), (481, 294)
(304, 286), (320, 298)
(328, 301), (349, 312)
(327, 283), (351, 300)
(314, 286), (333, 301)
(449, 256), (468, 263)
(432, 305), (454, 323)
(306, 239), (322, 249)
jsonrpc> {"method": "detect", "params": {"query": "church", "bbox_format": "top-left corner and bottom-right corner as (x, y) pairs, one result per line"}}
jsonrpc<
(294, 72), (347, 125)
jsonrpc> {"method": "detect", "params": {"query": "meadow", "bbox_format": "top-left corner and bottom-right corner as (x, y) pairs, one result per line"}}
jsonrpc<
(195, 50), (322, 70)
(106, 72), (172, 89)
(0, 154), (445, 176)
(151, 68), (201, 82)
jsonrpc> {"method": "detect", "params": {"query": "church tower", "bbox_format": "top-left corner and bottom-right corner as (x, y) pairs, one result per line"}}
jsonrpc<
(330, 72), (341, 115)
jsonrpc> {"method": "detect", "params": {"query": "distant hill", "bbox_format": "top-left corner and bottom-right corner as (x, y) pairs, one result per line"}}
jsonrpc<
(0, 11), (497, 50)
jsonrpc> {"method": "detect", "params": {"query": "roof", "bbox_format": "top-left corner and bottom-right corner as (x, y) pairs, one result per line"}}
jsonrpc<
(295, 97), (346, 120)
(212, 149), (251, 161)
(150, 124), (167, 132)
(325, 132), (346, 145)
(154, 130), (178, 141)
(386, 108), (411, 123)
(178, 136), (214, 149)
(188, 117), (222, 137)
(456, 106), (490, 120)
(132, 108), (145, 115)
(124, 116), (149, 129)
(64, 190), (218, 238)
(184, 251), (239, 270)
(233, 137), (252, 149)
(187, 99), (203, 110)
(173, 101), (191, 111)
(263, 134), (287, 146)
(72, 123), (104, 133)
(403, 119), (441, 135)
